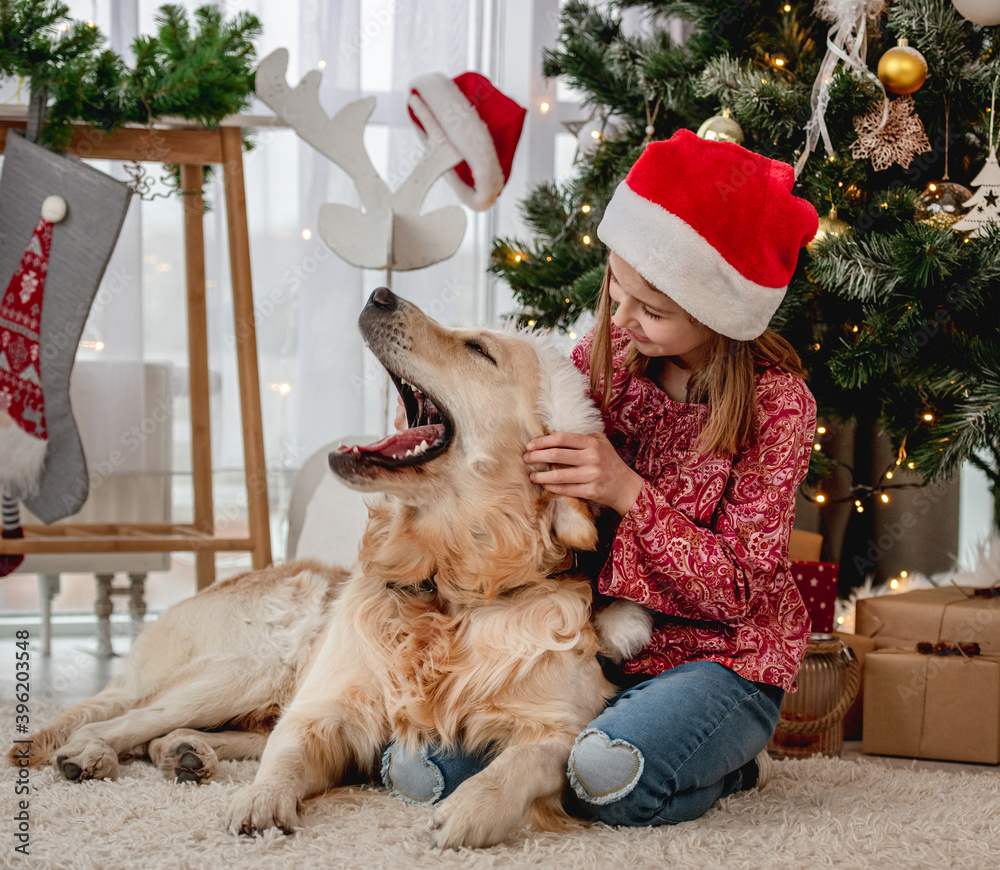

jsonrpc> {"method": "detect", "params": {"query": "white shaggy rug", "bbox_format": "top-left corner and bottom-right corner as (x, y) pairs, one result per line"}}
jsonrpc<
(3, 699), (1000, 870)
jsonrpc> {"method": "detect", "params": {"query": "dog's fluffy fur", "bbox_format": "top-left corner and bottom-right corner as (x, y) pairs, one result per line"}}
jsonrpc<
(14, 288), (652, 849)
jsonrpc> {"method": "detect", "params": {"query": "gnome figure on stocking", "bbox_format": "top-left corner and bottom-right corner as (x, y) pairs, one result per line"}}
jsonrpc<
(1, 195), (66, 573)
(0, 131), (131, 576)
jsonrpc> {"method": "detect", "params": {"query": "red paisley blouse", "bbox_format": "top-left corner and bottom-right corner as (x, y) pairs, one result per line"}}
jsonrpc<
(573, 326), (814, 692)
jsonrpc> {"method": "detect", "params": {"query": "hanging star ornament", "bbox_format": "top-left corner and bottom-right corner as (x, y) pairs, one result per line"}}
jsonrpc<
(851, 95), (931, 172)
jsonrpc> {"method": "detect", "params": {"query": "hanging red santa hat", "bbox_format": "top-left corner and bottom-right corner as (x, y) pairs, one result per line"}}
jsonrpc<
(597, 129), (818, 340)
(0, 195), (67, 498)
(408, 71), (527, 211)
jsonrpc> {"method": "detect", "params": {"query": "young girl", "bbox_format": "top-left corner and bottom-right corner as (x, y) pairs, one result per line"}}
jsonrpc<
(383, 129), (819, 827)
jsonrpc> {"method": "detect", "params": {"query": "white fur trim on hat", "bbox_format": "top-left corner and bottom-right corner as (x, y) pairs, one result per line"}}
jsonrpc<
(409, 72), (505, 211)
(597, 181), (786, 340)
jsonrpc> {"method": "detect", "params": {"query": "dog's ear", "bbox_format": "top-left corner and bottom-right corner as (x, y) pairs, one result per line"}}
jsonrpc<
(550, 495), (598, 550)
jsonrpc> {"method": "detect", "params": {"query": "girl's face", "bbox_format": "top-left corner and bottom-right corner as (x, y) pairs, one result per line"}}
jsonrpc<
(608, 252), (709, 365)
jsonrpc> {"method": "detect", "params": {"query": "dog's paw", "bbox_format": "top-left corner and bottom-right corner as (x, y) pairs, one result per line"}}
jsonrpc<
(8, 730), (56, 768)
(431, 781), (524, 849)
(593, 599), (654, 664)
(151, 731), (219, 785)
(226, 784), (300, 837)
(52, 741), (119, 782)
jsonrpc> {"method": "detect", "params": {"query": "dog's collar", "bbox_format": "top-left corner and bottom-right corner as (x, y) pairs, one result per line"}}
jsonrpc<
(386, 576), (437, 595)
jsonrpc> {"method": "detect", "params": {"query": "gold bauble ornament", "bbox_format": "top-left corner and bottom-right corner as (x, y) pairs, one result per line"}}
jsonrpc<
(807, 208), (850, 252)
(915, 180), (973, 229)
(877, 39), (928, 96)
(697, 110), (744, 145)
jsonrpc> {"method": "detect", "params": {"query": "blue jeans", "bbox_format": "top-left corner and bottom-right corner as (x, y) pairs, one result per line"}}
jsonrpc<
(380, 660), (783, 826)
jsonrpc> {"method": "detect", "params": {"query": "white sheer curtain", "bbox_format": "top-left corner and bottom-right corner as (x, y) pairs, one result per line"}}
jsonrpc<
(54, 0), (495, 549)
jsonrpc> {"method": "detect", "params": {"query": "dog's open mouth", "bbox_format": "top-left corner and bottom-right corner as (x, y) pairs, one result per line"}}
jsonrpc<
(334, 372), (453, 468)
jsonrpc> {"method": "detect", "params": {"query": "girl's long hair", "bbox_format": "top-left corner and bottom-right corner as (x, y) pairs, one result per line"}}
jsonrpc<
(589, 263), (807, 457)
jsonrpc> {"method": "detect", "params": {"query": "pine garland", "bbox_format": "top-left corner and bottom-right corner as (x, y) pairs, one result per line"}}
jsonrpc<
(0, 0), (260, 150)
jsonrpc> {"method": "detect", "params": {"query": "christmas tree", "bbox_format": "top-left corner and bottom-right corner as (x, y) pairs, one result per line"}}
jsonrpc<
(490, 0), (1000, 582)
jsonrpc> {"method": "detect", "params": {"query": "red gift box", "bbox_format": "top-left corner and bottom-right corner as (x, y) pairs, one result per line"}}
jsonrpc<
(791, 561), (839, 632)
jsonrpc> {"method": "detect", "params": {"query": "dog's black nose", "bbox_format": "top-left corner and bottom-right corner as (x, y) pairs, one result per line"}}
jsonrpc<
(368, 287), (397, 310)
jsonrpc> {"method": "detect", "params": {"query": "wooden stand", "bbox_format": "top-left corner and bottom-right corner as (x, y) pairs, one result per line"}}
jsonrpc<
(0, 121), (272, 589)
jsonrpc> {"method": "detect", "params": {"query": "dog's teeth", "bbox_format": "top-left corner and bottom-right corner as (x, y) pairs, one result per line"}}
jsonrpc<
(352, 446), (360, 455)
(404, 449), (413, 457)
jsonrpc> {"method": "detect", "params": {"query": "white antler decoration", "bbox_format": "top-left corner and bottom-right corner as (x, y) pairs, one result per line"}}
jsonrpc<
(256, 49), (467, 271)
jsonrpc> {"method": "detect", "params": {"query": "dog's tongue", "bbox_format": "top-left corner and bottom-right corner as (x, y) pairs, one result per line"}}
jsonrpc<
(336, 424), (445, 460)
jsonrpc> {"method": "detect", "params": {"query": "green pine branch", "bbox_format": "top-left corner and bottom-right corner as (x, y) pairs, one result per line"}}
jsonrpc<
(0, 0), (101, 81)
(1, 1), (260, 152)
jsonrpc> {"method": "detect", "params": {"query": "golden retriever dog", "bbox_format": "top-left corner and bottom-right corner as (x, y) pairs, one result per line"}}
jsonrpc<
(13, 559), (348, 784)
(14, 287), (652, 848)
(226, 286), (652, 848)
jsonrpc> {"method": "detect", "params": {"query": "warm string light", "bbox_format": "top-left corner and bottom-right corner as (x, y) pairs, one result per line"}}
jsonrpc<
(809, 428), (926, 508)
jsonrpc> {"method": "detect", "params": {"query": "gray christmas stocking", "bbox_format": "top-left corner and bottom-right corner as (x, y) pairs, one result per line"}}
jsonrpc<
(0, 130), (132, 526)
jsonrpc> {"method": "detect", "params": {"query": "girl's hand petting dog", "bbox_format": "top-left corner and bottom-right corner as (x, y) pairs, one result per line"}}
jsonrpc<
(524, 432), (645, 517)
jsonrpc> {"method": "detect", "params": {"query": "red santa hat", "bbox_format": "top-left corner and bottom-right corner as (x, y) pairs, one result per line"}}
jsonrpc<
(597, 129), (818, 340)
(408, 71), (526, 211)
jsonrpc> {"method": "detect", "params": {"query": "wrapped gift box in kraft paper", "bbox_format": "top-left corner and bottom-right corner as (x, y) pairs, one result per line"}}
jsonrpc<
(855, 587), (1000, 654)
(862, 651), (1000, 764)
